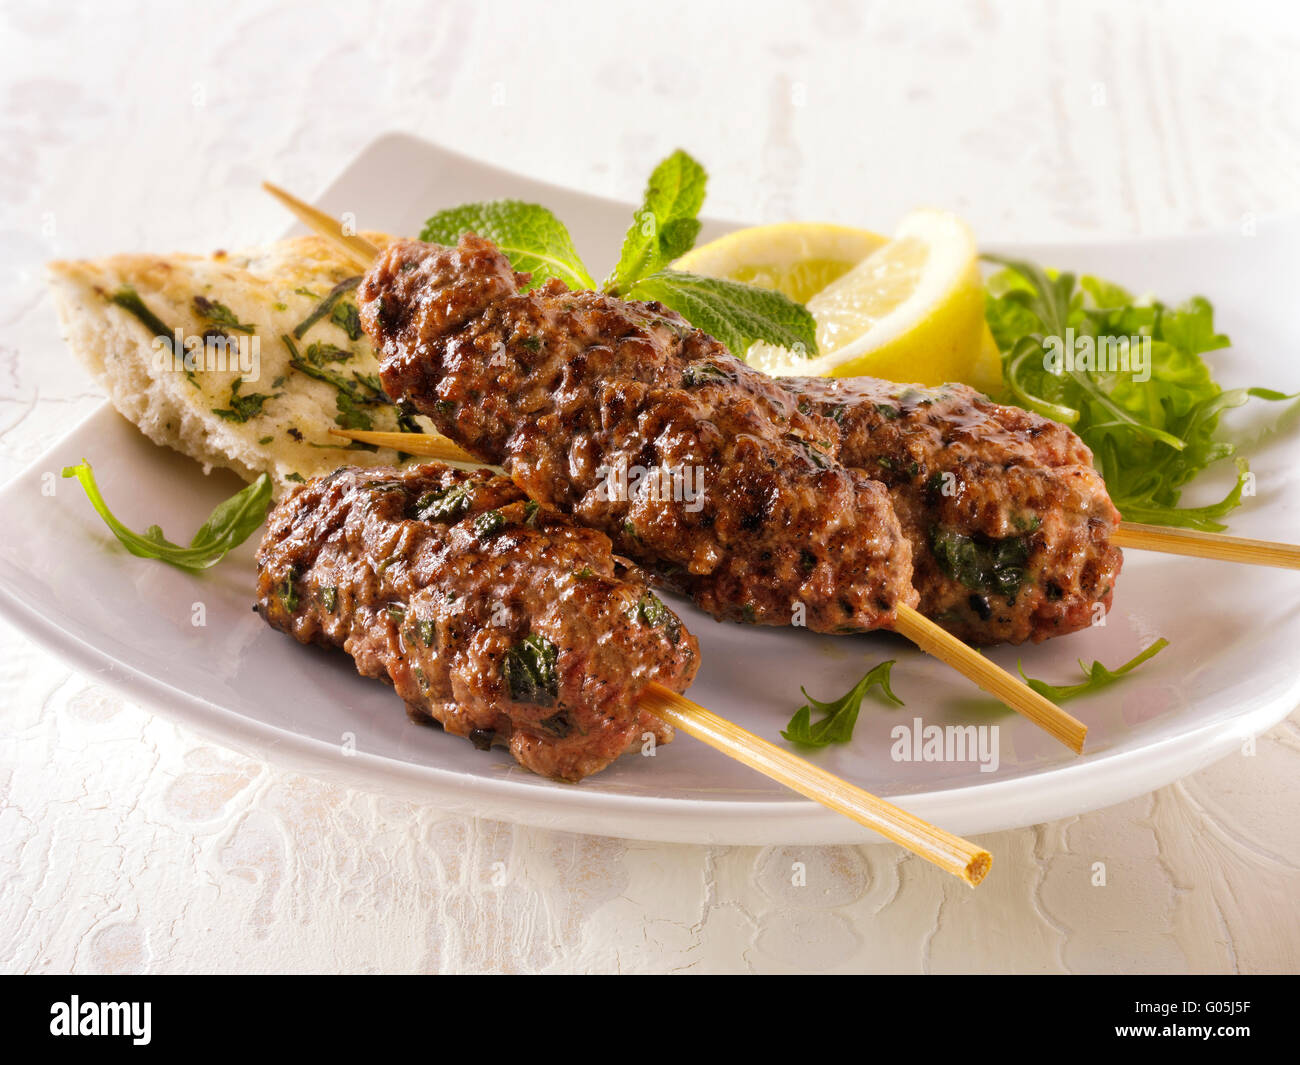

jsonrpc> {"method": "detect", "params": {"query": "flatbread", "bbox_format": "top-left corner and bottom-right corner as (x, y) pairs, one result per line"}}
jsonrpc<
(48, 231), (432, 495)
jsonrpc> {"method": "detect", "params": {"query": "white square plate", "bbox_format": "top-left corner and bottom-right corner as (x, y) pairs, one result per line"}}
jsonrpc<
(2, 134), (1298, 843)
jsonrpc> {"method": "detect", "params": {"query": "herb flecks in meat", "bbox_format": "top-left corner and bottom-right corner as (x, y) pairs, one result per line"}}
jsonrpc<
(474, 510), (506, 539)
(636, 591), (682, 645)
(929, 526), (1032, 600)
(254, 465), (698, 781)
(413, 482), (473, 522)
(503, 633), (559, 706)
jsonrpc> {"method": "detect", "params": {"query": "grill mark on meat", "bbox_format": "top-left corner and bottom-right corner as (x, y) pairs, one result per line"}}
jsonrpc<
(787, 376), (1123, 645)
(360, 235), (917, 633)
(255, 463), (698, 781)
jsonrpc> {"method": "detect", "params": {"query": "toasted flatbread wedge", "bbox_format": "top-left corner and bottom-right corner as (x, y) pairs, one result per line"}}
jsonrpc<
(48, 231), (434, 495)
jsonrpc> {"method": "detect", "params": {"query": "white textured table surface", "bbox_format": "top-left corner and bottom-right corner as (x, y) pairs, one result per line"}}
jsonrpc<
(2, 0), (1298, 974)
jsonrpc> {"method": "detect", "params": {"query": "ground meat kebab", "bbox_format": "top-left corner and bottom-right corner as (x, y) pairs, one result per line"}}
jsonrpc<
(360, 234), (918, 634)
(255, 463), (698, 781)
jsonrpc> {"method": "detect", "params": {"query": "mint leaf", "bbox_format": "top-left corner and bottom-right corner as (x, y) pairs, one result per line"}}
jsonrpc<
(420, 200), (594, 291)
(62, 460), (273, 572)
(1018, 638), (1169, 702)
(604, 149), (707, 294)
(628, 270), (818, 357)
(781, 660), (903, 748)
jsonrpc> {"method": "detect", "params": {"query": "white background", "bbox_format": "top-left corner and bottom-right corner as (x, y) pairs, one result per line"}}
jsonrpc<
(1, 0), (1298, 972)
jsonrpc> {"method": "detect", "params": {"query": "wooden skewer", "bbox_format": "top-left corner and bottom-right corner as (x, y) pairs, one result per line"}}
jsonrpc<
(258, 178), (1047, 876)
(334, 427), (478, 463)
(338, 434), (1300, 573)
(263, 181), (383, 264)
(324, 463), (992, 877)
(1114, 522), (1300, 570)
(267, 180), (1085, 754)
(331, 428), (1089, 752)
(641, 683), (991, 885)
(893, 604), (1085, 750)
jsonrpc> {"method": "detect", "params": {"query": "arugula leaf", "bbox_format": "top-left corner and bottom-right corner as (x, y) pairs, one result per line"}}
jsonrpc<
(62, 460), (272, 573)
(782, 660), (903, 747)
(1018, 638), (1169, 702)
(604, 149), (707, 295)
(628, 270), (818, 358)
(984, 256), (1297, 530)
(420, 200), (595, 291)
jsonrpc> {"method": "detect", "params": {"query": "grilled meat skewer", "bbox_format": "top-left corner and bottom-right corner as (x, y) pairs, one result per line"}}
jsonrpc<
(787, 377), (1123, 645)
(342, 231), (1086, 750)
(356, 233), (1122, 648)
(255, 463), (698, 782)
(361, 234), (919, 633)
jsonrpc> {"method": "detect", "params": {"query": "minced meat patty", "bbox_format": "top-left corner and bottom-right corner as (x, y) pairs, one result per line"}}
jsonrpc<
(788, 376), (1123, 645)
(360, 234), (918, 634)
(255, 463), (698, 781)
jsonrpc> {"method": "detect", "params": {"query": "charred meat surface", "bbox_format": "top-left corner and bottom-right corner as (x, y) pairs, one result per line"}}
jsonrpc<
(360, 234), (917, 633)
(788, 376), (1123, 645)
(255, 463), (698, 781)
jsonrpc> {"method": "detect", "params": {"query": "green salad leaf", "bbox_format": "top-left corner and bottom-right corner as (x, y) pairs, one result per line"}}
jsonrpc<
(604, 149), (708, 295)
(420, 200), (595, 291)
(1018, 638), (1169, 702)
(782, 660), (903, 747)
(62, 460), (272, 572)
(985, 256), (1297, 530)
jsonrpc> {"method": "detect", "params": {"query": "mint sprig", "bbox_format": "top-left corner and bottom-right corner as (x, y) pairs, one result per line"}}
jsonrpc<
(420, 200), (594, 291)
(782, 660), (903, 747)
(629, 269), (818, 359)
(604, 149), (707, 296)
(418, 152), (818, 359)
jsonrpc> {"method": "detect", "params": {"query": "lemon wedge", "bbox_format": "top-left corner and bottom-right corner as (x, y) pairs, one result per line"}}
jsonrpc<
(674, 222), (887, 304)
(678, 211), (1000, 391)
